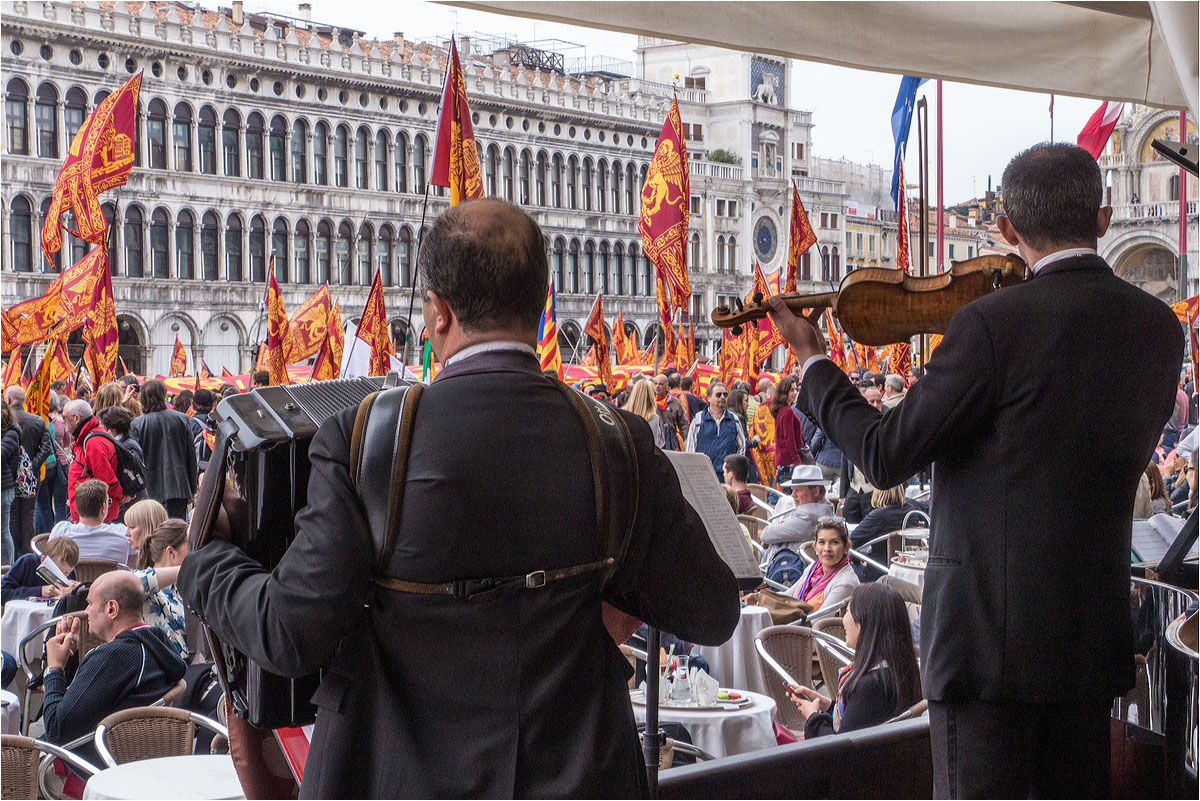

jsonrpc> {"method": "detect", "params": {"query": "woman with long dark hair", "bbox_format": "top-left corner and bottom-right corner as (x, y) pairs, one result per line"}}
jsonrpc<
(787, 581), (922, 738)
(771, 375), (806, 485)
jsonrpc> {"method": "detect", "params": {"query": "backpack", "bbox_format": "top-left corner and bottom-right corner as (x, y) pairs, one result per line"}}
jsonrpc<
(765, 548), (806, 587)
(15, 445), (38, 498)
(82, 430), (147, 497)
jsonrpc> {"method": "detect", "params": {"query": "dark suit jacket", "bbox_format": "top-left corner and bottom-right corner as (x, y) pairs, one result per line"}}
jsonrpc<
(131, 409), (198, 503)
(797, 255), (1183, 704)
(14, 408), (52, 474)
(181, 350), (739, 798)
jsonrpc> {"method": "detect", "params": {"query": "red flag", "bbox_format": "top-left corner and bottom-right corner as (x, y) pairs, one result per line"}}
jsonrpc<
(583, 293), (612, 390)
(825, 310), (848, 372)
(639, 97), (690, 315)
(118, 355), (129, 377)
(283, 283), (331, 364)
(1, 304), (16, 355)
(430, 38), (484, 206)
(47, 337), (73, 385)
(221, 366), (233, 378)
(613, 309), (636, 366)
(7, 245), (109, 347)
(86, 249), (118, 385)
(169, 336), (187, 377)
(200, 362), (213, 380)
(1076, 101), (1125, 158)
(311, 301), (345, 382)
(786, 183), (817, 293)
(354, 272), (391, 377)
(26, 352), (53, 420)
(41, 73), (141, 264)
(2, 350), (23, 389)
(655, 270), (676, 365)
(265, 256), (290, 386)
(896, 155), (913, 274)
(640, 335), (658, 365)
(886, 340), (913, 379)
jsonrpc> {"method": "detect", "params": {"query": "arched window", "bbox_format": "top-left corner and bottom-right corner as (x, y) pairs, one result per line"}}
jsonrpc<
(65, 87), (87, 148)
(332, 125), (349, 187)
(642, 252), (654, 296)
(378, 224), (393, 286)
(145, 98), (167, 168)
(1169, 174), (1181, 202)
(689, 232), (701, 272)
(503, 147), (516, 202)
(201, 211), (219, 281)
(173, 103), (193, 171)
(10, 196), (32, 272)
(567, 155), (578, 210)
(316, 220), (333, 284)
(551, 154), (564, 208)
(626, 243), (638, 297)
(125, 206), (144, 277)
(35, 83), (58, 159)
(354, 127), (369, 189)
(198, 107), (217, 174)
(291, 118), (307, 183)
(132, 100), (142, 167)
(269, 115), (287, 181)
(39, 197), (59, 271)
(567, 239), (580, 293)
(357, 223), (373, 285)
(612, 242), (625, 295)
(222, 109), (241, 177)
(801, 249), (811, 281)
(552, 238), (565, 292)
(821, 246), (830, 281)
(626, 163), (637, 215)
(727, 236), (737, 274)
(413, 134), (427, 193)
(486, 144), (499, 197)
(294, 219), (310, 284)
(246, 113), (265, 179)
(598, 241), (610, 293)
(394, 132), (408, 193)
(6, 78), (29, 155)
(225, 213), (243, 282)
(610, 161), (622, 213)
(519, 150), (532, 204)
(176, 210), (194, 279)
(272, 218), (289, 282)
(597, 159), (608, 213)
(582, 157), (593, 211)
(716, 235), (726, 273)
(336, 221), (353, 285)
(150, 208), (169, 278)
(398, 226), (412, 286)
(583, 240), (595, 294)
(375, 129), (390, 191)
(536, 152), (548, 206)
(831, 245), (840, 281)
(249, 214), (266, 282)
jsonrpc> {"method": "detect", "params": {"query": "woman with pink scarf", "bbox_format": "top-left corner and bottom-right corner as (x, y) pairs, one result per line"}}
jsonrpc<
(791, 517), (859, 609)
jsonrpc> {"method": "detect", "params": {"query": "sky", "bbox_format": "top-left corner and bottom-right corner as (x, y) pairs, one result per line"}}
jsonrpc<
(246, 0), (1107, 205)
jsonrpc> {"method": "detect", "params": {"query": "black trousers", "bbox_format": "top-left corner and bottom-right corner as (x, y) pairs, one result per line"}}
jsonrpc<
(929, 698), (1111, 799)
(840, 488), (873, 524)
(11, 495), (37, 556)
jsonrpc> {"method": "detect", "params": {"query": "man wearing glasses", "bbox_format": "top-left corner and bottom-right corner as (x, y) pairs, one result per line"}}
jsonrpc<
(685, 381), (747, 478)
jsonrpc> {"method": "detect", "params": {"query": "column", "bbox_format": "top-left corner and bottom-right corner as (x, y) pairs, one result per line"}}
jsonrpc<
(305, 131), (315, 185)
(56, 100), (66, 160)
(190, 116), (199, 173)
(166, 217), (176, 279)
(239, 124), (248, 178)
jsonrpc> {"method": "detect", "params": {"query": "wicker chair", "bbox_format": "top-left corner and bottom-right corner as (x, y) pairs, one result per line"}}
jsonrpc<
(93, 706), (228, 768)
(154, 678), (187, 708)
(738, 514), (766, 544)
(754, 625), (815, 732)
(812, 615), (849, 690)
(1, 735), (40, 800)
(30, 532), (50, 556)
(746, 483), (774, 503)
(72, 558), (123, 584)
(886, 698), (929, 723)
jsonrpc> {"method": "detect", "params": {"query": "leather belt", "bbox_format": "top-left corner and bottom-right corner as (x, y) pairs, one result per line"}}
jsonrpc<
(373, 557), (615, 604)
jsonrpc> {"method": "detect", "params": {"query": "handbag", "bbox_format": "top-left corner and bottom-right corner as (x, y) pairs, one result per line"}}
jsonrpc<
(755, 588), (813, 625)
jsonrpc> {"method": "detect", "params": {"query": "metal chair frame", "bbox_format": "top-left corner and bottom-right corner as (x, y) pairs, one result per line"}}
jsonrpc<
(93, 709), (229, 768)
(810, 627), (856, 668)
(34, 731), (100, 800)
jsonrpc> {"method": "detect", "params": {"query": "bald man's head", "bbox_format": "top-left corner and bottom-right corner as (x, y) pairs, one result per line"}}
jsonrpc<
(86, 571), (145, 641)
(418, 198), (547, 334)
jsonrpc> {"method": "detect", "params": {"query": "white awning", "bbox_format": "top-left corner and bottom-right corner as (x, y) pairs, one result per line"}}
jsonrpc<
(443, 1), (1198, 115)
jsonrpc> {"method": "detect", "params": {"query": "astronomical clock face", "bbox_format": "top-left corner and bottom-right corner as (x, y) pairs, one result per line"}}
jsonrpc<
(754, 216), (778, 263)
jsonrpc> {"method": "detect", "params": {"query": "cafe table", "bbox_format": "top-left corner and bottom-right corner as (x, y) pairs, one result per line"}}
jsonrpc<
(2, 597), (58, 667)
(83, 755), (243, 800)
(888, 558), (926, 587)
(1, 690), (19, 734)
(695, 604), (773, 695)
(631, 689), (777, 759)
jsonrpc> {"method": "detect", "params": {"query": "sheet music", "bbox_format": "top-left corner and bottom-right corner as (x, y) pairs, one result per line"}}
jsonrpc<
(1130, 513), (1196, 563)
(664, 451), (762, 581)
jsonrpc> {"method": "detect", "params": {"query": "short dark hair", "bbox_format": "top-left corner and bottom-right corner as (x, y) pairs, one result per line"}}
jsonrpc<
(723, 453), (749, 482)
(680, 376), (694, 391)
(96, 405), (133, 437)
(74, 478), (110, 518)
(252, 370), (270, 387)
(49, 380), (66, 392)
(418, 198), (547, 332)
(1001, 142), (1103, 250)
(667, 373), (681, 389)
(116, 374), (138, 388)
(140, 379), (168, 413)
(193, 388), (214, 413)
(173, 389), (193, 414)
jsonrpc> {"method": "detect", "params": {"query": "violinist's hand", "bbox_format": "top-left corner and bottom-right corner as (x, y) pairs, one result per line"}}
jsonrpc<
(767, 296), (826, 366)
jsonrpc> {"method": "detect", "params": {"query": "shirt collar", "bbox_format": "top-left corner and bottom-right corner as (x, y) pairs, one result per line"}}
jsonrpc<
(443, 340), (537, 367)
(1031, 247), (1097, 275)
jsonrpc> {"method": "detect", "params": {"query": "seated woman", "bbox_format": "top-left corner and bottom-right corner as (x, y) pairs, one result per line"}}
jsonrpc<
(122, 498), (168, 562)
(1, 536), (80, 603)
(787, 582), (922, 738)
(790, 517), (859, 611)
(1144, 462), (1172, 516)
(850, 485), (928, 580)
(131, 519), (189, 659)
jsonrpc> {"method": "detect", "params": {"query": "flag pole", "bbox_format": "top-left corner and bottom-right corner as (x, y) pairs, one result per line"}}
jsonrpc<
(402, 180), (433, 366)
(935, 80), (944, 273)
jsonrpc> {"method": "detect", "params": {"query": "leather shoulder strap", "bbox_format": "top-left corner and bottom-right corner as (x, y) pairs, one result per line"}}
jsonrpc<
(347, 383), (424, 573)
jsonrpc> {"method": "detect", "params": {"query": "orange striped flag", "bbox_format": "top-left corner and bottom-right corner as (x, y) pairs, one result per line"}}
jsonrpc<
(537, 282), (562, 378)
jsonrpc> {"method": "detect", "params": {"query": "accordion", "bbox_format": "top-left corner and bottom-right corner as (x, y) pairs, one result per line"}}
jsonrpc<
(192, 374), (404, 728)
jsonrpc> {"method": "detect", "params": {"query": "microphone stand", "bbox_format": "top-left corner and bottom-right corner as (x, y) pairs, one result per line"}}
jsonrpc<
(642, 626), (664, 798)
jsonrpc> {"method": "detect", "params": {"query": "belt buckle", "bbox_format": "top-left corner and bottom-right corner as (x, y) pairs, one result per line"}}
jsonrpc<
(525, 570), (548, 589)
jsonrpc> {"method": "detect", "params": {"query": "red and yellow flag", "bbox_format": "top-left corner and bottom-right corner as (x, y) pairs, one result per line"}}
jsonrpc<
(86, 250), (118, 385)
(356, 271), (392, 377)
(1, 305), (16, 355)
(584, 293), (612, 390)
(25, 352), (53, 421)
(612, 309), (637, 366)
(41, 73), (141, 264)
(751, 401), (777, 489)
(1172, 295), (1198, 386)
(825, 309), (848, 372)
(896, 155), (913, 275)
(2, 351), (23, 390)
(200, 361), (213, 380)
(786, 182), (817, 293)
(221, 366), (233, 377)
(655, 269), (677, 366)
(640, 336), (658, 365)
(430, 37), (484, 206)
(885, 340), (913, 379)
(639, 97), (690, 315)
(283, 283), (330, 364)
(537, 281), (562, 379)
(7, 245), (110, 348)
(46, 337), (72, 385)
(265, 258), (291, 386)
(118, 355), (129, 378)
(311, 301), (345, 382)
(169, 336), (187, 377)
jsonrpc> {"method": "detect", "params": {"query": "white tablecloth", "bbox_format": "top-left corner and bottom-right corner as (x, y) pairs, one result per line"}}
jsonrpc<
(632, 689), (777, 758)
(1, 689), (19, 735)
(83, 755), (244, 800)
(2, 598), (58, 666)
(696, 605), (773, 695)
(888, 562), (926, 587)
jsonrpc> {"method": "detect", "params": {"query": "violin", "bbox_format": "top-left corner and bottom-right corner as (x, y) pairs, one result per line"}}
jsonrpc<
(710, 254), (1029, 346)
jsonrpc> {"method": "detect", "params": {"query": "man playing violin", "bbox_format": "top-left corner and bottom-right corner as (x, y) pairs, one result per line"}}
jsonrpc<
(769, 142), (1183, 799)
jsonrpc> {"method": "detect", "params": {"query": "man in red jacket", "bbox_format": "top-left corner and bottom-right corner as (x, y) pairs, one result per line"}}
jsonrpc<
(62, 400), (121, 522)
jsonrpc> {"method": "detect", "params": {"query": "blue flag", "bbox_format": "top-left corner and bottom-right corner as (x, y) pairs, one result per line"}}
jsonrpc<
(891, 75), (928, 211)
